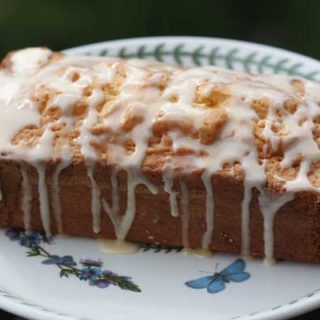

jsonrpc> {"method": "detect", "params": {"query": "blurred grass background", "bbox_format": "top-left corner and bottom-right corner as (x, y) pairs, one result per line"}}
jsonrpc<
(0, 0), (319, 59)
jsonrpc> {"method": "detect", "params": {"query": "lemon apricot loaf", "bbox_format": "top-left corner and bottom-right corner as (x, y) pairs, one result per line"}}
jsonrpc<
(0, 48), (320, 263)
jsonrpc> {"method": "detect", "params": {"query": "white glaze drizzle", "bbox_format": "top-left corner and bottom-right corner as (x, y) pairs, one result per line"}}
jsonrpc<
(102, 168), (158, 240)
(20, 163), (32, 234)
(11, 48), (52, 75)
(1, 48), (320, 260)
(87, 162), (101, 233)
(51, 161), (69, 233)
(201, 171), (214, 249)
(163, 167), (179, 217)
(259, 190), (295, 263)
(241, 184), (253, 256)
(34, 162), (51, 236)
(102, 169), (120, 232)
(180, 181), (190, 248)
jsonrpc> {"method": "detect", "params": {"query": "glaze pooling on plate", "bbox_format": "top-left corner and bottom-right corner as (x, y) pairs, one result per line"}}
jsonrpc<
(97, 238), (140, 254)
(1, 46), (320, 262)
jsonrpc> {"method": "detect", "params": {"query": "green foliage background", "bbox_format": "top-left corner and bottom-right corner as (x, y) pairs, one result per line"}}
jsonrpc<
(0, 0), (319, 59)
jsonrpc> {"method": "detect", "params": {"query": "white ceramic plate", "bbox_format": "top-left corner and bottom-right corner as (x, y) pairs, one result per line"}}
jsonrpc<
(1, 36), (320, 320)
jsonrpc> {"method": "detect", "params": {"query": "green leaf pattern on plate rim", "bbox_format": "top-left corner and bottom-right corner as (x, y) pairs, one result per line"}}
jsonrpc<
(80, 43), (319, 81)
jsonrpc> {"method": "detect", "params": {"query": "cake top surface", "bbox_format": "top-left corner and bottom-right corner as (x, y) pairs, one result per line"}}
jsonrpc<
(1, 47), (320, 194)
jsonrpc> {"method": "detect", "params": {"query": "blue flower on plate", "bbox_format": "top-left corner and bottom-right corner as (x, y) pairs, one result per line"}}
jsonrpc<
(5, 228), (21, 241)
(42, 255), (77, 267)
(89, 279), (110, 288)
(5, 228), (53, 247)
(79, 267), (102, 281)
(19, 233), (42, 247)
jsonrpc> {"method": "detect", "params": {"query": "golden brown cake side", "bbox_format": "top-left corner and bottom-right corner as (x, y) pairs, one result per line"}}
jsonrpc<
(0, 161), (320, 263)
(1, 48), (320, 263)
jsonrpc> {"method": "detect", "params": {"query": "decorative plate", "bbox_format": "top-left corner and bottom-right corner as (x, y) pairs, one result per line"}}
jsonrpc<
(1, 36), (320, 320)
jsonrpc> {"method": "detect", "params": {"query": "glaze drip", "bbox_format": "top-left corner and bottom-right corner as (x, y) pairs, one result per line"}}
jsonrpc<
(34, 162), (51, 237)
(259, 190), (295, 261)
(241, 184), (253, 256)
(163, 167), (179, 217)
(87, 162), (101, 234)
(51, 161), (69, 233)
(180, 181), (190, 248)
(20, 163), (32, 234)
(201, 171), (214, 249)
(102, 169), (120, 229)
(102, 168), (158, 240)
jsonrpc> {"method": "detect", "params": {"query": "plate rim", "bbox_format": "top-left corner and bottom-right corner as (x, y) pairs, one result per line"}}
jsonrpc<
(0, 264), (319, 320)
(64, 35), (320, 68)
(1, 36), (320, 320)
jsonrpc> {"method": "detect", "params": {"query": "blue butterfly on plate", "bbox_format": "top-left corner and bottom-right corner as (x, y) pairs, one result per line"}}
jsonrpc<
(185, 258), (250, 293)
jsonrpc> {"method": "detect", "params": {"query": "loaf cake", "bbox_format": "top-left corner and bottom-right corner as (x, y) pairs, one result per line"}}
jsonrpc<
(0, 47), (320, 263)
